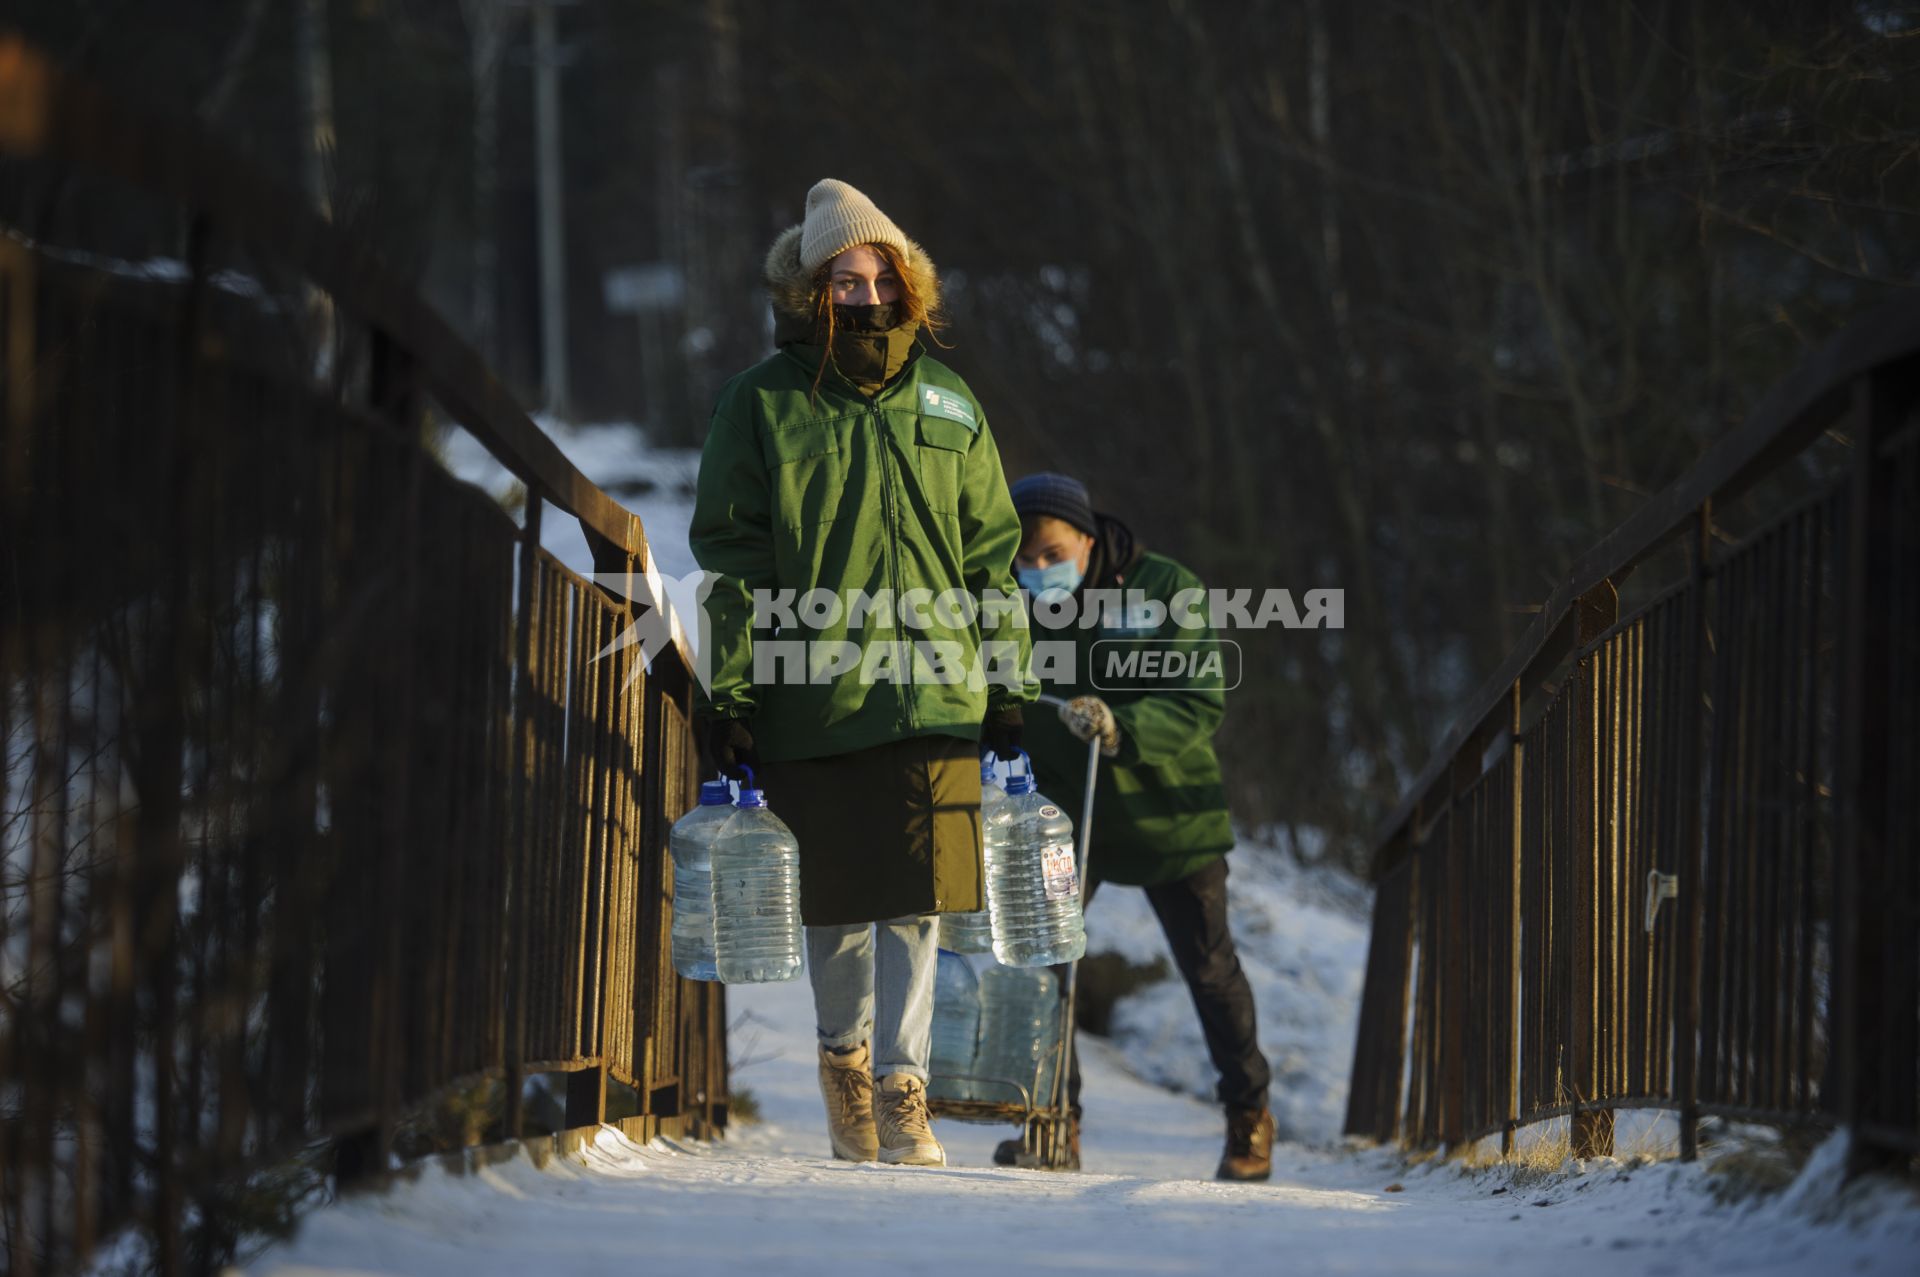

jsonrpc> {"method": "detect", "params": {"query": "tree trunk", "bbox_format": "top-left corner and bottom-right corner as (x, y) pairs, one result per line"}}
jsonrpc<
(294, 0), (337, 377)
(459, 0), (508, 366)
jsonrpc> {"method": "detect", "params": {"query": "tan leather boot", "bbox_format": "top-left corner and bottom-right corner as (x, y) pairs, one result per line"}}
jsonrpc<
(873, 1073), (946, 1166)
(818, 1041), (878, 1162)
(1216, 1106), (1275, 1181)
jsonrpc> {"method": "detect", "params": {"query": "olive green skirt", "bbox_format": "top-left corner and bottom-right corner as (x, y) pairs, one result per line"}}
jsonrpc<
(761, 734), (984, 927)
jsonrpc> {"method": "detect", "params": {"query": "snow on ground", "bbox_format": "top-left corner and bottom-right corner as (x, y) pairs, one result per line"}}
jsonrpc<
(1082, 841), (1370, 1143)
(246, 962), (1920, 1277)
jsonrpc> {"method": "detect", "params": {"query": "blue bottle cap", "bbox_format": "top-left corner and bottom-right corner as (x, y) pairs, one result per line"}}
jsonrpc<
(979, 755), (995, 781)
(1003, 748), (1036, 795)
(698, 779), (733, 806)
(734, 763), (768, 809)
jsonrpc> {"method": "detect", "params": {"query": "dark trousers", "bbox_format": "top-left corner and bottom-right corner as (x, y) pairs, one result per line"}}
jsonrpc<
(1066, 856), (1270, 1118)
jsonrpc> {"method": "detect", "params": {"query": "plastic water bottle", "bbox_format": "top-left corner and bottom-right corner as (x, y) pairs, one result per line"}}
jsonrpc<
(938, 757), (1002, 954)
(975, 963), (1062, 1103)
(710, 768), (802, 984)
(927, 949), (982, 1102)
(985, 753), (1087, 968)
(669, 779), (736, 981)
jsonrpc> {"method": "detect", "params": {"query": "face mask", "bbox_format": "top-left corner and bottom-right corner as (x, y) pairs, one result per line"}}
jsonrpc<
(1017, 559), (1084, 599)
(832, 302), (899, 332)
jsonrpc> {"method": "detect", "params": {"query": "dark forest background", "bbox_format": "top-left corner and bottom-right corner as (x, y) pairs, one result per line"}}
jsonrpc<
(11, 0), (1918, 870)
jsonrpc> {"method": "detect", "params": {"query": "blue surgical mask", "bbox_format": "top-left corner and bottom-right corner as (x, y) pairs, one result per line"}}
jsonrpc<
(1017, 559), (1085, 598)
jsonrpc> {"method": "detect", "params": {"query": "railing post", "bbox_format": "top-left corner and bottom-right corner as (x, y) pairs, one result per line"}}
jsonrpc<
(1832, 370), (1905, 1175)
(337, 326), (423, 1188)
(503, 498), (543, 1139)
(1440, 750), (1476, 1150)
(1674, 502), (1711, 1160)
(1343, 828), (1414, 1145)
(1571, 580), (1619, 1160)
(1503, 679), (1523, 1158)
(1408, 795), (1430, 1144)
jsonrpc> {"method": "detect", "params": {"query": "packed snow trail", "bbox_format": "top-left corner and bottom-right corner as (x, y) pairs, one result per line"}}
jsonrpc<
(247, 970), (1919, 1277)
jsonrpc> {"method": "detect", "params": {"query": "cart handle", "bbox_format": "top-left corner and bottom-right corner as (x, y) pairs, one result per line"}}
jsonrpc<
(1026, 692), (1100, 1142)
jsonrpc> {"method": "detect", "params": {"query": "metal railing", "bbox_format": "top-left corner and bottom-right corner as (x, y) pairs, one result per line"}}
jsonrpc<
(1345, 291), (1919, 1168)
(0, 34), (724, 1276)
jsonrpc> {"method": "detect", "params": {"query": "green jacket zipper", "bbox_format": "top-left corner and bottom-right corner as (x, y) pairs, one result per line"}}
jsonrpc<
(871, 398), (915, 733)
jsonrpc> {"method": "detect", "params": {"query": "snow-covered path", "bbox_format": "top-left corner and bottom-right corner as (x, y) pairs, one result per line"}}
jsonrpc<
(248, 972), (1919, 1277)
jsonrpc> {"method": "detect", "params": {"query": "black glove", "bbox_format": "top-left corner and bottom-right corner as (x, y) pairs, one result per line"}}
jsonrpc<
(697, 714), (760, 780)
(980, 703), (1024, 761)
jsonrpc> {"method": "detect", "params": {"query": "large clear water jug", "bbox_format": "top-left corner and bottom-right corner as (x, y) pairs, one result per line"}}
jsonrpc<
(710, 768), (802, 984)
(985, 752), (1087, 968)
(927, 949), (982, 1102)
(669, 778), (736, 981)
(975, 963), (1063, 1104)
(939, 756), (1002, 954)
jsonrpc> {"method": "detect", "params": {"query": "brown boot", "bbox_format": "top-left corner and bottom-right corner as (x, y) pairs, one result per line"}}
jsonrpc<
(818, 1041), (878, 1162)
(873, 1073), (946, 1166)
(1216, 1106), (1275, 1181)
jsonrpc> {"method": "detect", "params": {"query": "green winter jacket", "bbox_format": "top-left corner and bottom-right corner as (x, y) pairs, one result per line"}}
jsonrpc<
(689, 338), (1035, 763)
(1024, 515), (1234, 886)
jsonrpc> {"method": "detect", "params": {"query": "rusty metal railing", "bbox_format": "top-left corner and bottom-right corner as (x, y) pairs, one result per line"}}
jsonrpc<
(1346, 294), (1919, 1168)
(0, 34), (723, 1276)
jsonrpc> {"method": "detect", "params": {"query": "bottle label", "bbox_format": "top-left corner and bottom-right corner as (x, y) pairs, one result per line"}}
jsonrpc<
(1041, 841), (1078, 901)
(1039, 805), (1061, 819)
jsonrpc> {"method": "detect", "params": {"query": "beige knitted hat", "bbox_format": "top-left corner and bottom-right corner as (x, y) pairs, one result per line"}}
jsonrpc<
(799, 178), (911, 273)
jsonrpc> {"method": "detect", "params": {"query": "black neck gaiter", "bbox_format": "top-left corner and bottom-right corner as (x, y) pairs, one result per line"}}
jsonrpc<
(778, 303), (916, 395)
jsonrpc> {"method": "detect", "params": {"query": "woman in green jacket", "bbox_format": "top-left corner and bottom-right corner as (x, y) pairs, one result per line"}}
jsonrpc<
(689, 179), (1032, 1167)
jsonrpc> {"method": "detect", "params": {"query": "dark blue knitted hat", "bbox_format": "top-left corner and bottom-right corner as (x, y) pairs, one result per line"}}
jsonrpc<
(1009, 472), (1096, 537)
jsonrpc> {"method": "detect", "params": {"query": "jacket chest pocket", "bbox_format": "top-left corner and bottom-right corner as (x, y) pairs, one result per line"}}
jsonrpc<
(911, 416), (973, 514)
(762, 421), (848, 528)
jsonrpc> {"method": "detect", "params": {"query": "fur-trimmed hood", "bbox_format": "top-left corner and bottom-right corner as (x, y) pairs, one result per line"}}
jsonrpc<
(762, 223), (943, 330)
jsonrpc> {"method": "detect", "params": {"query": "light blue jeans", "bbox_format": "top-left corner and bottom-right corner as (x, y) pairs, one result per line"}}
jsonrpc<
(805, 914), (939, 1083)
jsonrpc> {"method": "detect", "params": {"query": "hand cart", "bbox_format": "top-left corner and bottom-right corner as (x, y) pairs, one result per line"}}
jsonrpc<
(927, 694), (1096, 1170)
